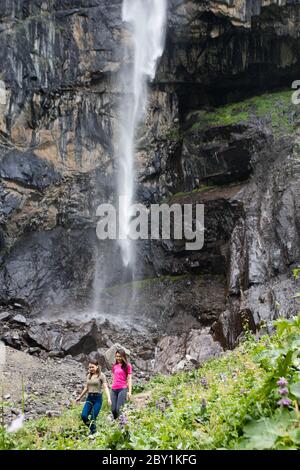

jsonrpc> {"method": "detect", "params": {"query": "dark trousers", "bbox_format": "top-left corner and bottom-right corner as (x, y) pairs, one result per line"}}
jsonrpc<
(81, 393), (102, 434)
(111, 388), (127, 419)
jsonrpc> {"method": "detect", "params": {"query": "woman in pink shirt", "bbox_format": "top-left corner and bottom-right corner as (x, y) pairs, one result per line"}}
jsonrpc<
(111, 348), (132, 419)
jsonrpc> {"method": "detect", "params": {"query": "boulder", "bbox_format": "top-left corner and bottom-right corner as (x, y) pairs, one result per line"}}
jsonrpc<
(0, 312), (12, 322)
(186, 329), (223, 364)
(154, 328), (223, 374)
(26, 324), (62, 351)
(1, 331), (22, 350)
(87, 349), (107, 370)
(104, 343), (131, 368)
(28, 347), (41, 356)
(48, 350), (64, 358)
(12, 314), (27, 325)
(61, 321), (99, 356)
(153, 335), (186, 374)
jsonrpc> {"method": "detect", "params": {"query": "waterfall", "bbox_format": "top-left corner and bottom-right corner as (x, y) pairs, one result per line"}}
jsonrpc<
(117, 0), (167, 268)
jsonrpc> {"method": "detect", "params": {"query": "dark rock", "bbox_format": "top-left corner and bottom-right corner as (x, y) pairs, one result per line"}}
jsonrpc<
(164, 1), (300, 105)
(48, 350), (64, 358)
(139, 349), (154, 360)
(0, 227), (97, 308)
(45, 410), (61, 418)
(62, 321), (99, 356)
(0, 0), (299, 372)
(0, 311), (12, 322)
(213, 305), (257, 349)
(1, 331), (22, 349)
(87, 349), (107, 370)
(0, 150), (61, 191)
(28, 347), (42, 356)
(72, 353), (86, 363)
(26, 324), (62, 351)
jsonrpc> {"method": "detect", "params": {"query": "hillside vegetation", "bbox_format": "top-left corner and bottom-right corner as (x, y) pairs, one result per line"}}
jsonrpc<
(1, 310), (300, 450)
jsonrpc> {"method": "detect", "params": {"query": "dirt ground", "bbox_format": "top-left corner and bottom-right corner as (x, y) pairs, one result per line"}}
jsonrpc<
(0, 343), (86, 423)
(0, 343), (151, 427)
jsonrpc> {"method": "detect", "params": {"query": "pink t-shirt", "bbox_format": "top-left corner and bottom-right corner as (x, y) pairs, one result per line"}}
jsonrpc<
(112, 363), (132, 390)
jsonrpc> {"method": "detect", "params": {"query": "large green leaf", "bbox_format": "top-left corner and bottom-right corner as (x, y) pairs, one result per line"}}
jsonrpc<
(240, 411), (296, 450)
(290, 382), (300, 400)
(289, 428), (300, 444)
(278, 349), (294, 376)
(241, 420), (277, 449)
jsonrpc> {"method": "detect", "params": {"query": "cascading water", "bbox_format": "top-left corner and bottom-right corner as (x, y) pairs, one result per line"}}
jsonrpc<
(117, 0), (167, 268)
(92, 0), (167, 316)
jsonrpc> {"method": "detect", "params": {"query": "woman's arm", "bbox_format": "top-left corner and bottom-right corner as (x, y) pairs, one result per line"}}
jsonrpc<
(76, 385), (88, 402)
(104, 383), (112, 406)
(127, 374), (132, 400)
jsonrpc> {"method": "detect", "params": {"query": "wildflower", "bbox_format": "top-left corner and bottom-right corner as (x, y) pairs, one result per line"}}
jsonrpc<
(277, 397), (292, 407)
(278, 388), (289, 396)
(277, 377), (288, 387)
(201, 398), (207, 411)
(159, 403), (166, 412)
(119, 413), (128, 427)
(200, 377), (208, 389)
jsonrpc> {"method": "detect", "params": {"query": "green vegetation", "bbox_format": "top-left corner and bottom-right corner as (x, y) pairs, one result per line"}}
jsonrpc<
(169, 184), (214, 200)
(1, 307), (300, 450)
(190, 90), (298, 138)
(163, 181), (245, 204)
(165, 127), (182, 141)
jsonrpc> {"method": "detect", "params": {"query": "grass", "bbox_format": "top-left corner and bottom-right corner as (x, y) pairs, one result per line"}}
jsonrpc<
(0, 346), (263, 450)
(2, 314), (300, 450)
(163, 181), (244, 204)
(161, 184), (221, 204)
(169, 185), (214, 199)
(189, 90), (298, 138)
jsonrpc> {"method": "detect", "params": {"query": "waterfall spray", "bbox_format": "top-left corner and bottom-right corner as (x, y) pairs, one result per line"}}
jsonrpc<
(117, 0), (167, 268)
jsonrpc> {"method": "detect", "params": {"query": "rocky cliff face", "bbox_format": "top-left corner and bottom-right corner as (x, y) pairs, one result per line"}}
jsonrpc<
(0, 1), (300, 373)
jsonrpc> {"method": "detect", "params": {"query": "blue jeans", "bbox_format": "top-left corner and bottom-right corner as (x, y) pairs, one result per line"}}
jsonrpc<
(81, 393), (102, 434)
(111, 388), (128, 419)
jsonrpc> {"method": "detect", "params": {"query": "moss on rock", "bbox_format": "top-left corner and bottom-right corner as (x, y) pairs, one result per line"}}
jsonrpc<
(189, 90), (299, 138)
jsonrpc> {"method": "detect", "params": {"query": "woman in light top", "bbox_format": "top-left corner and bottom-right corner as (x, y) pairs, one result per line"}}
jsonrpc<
(76, 361), (111, 434)
(111, 348), (132, 419)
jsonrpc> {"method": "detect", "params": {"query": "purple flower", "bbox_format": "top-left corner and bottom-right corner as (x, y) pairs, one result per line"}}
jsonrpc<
(119, 413), (128, 426)
(277, 397), (292, 407)
(200, 377), (208, 389)
(278, 388), (289, 396)
(156, 401), (166, 412)
(277, 377), (288, 387)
